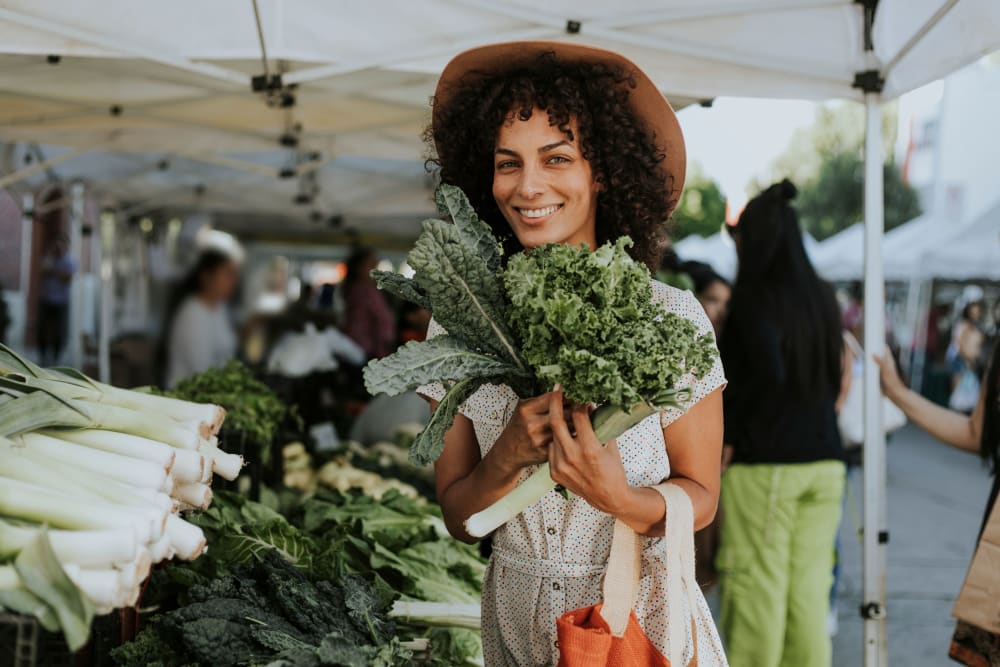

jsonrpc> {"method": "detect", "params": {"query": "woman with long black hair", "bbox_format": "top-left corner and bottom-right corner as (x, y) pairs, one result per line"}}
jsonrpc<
(717, 180), (846, 667)
(876, 340), (1000, 664)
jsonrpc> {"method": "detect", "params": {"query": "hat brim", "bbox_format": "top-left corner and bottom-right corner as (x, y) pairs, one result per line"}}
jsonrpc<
(433, 41), (686, 211)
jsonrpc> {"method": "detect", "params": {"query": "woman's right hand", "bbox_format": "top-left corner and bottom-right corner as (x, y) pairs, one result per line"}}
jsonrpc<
(491, 393), (557, 471)
(873, 352), (906, 401)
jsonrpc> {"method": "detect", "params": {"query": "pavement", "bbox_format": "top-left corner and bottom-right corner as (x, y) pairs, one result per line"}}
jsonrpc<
(832, 424), (992, 666)
(706, 424), (994, 666)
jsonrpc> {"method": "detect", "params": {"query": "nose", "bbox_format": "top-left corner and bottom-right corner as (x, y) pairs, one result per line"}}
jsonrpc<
(516, 162), (544, 200)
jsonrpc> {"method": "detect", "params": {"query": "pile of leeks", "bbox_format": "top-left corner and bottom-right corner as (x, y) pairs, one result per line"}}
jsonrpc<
(0, 344), (237, 649)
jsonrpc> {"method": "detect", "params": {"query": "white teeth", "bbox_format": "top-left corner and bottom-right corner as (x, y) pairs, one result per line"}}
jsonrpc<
(520, 205), (559, 219)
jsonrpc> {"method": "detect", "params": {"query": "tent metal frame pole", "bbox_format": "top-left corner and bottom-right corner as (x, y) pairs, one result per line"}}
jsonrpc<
(98, 211), (115, 384)
(0, 146), (96, 189)
(18, 193), (34, 351)
(862, 91), (889, 667)
(67, 182), (85, 370)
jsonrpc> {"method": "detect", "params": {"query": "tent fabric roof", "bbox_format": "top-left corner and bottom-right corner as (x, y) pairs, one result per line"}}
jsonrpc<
(814, 202), (1000, 282)
(0, 1), (997, 237)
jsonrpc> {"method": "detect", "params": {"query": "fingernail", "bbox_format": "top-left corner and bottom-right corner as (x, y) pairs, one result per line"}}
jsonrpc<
(553, 383), (562, 392)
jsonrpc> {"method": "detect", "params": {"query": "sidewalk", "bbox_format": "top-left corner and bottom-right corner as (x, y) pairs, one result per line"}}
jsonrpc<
(832, 424), (992, 665)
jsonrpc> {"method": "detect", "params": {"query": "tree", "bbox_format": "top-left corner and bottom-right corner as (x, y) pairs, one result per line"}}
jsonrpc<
(670, 163), (727, 240)
(758, 102), (922, 240)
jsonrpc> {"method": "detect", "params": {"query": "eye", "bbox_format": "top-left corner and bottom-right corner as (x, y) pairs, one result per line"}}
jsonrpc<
(496, 160), (518, 170)
(547, 155), (570, 164)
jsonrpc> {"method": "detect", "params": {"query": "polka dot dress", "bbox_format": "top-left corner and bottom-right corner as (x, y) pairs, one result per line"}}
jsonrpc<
(420, 281), (729, 667)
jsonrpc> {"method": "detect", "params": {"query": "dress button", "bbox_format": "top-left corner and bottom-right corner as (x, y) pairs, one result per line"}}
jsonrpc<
(554, 640), (560, 648)
(552, 582), (561, 591)
(547, 527), (557, 535)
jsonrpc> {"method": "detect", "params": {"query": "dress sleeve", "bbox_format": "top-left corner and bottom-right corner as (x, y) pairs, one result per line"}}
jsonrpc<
(659, 290), (727, 429)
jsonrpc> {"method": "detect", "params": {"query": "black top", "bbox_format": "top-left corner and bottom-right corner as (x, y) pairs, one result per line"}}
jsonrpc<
(723, 318), (845, 465)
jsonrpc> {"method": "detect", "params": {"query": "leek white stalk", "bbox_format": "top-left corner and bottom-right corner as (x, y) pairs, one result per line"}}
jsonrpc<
(0, 520), (137, 567)
(389, 601), (482, 630)
(64, 565), (122, 609)
(0, 452), (168, 541)
(173, 482), (212, 510)
(0, 477), (156, 545)
(198, 440), (244, 481)
(159, 474), (175, 496)
(93, 383), (224, 435)
(15, 433), (168, 490)
(171, 449), (206, 484)
(48, 429), (176, 471)
(148, 533), (175, 563)
(114, 549), (152, 590)
(465, 402), (659, 538)
(165, 515), (206, 560)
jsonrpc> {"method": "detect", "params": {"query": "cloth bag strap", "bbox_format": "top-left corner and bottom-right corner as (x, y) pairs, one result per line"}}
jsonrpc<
(599, 482), (700, 666)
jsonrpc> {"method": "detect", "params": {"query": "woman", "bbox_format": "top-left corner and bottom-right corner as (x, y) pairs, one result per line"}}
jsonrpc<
(717, 180), (846, 667)
(164, 250), (239, 388)
(876, 341), (999, 665)
(418, 43), (727, 666)
(682, 260), (731, 337)
(949, 300), (986, 413)
(340, 247), (395, 360)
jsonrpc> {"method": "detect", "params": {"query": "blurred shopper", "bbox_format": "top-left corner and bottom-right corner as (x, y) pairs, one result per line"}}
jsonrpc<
(0, 282), (10, 345)
(876, 340), (999, 665)
(398, 301), (432, 345)
(682, 260), (731, 337)
(37, 235), (77, 365)
(718, 180), (846, 667)
(164, 249), (239, 388)
(341, 247), (395, 359)
(948, 298), (986, 413)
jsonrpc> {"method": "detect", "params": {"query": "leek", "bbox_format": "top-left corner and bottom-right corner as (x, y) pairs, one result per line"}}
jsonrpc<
(48, 428), (176, 470)
(464, 401), (659, 538)
(0, 520), (137, 567)
(389, 600), (482, 631)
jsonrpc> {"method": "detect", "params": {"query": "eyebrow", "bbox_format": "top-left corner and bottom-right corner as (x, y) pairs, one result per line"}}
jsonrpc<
(495, 140), (573, 157)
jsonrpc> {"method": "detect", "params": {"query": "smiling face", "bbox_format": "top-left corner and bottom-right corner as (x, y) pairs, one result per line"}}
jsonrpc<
(491, 108), (601, 249)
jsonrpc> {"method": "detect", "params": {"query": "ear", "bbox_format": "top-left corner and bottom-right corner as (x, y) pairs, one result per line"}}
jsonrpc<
(593, 174), (606, 193)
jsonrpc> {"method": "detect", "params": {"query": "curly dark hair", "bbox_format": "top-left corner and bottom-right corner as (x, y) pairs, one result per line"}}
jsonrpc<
(424, 52), (675, 271)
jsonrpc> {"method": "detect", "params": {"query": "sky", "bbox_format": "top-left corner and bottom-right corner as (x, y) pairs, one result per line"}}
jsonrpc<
(676, 97), (819, 208)
(674, 81), (945, 212)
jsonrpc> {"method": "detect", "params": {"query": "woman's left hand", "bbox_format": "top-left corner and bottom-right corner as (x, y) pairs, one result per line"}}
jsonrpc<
(547, 386), (631, 515)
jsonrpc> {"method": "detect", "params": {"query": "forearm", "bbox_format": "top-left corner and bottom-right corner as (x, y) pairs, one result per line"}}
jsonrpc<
(888, 385), (979, 453)
(438, 450), (527, 543)
(612, 477), (716, 537)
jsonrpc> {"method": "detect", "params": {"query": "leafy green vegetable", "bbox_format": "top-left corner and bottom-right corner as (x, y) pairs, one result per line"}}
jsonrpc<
(506, 237), (718, 410)
(364, 185), (719, 470)
(121, 485), (486, 667)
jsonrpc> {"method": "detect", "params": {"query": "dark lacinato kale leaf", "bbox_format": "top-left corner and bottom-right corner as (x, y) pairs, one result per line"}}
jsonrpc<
(435, 184), (501, 273)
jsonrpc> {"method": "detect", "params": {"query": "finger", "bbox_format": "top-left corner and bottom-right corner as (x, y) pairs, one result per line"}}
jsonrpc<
(522, 391), (555, 414)
(570, 406), (597, 443)
(549, 387), (577, 448)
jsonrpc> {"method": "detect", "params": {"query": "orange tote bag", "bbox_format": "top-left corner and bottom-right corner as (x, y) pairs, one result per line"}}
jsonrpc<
(556, 483), (702, 667)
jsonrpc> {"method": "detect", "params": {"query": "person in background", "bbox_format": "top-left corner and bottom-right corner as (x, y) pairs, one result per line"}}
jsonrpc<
(37, 235), (77, 365)
(163, 249), (240, 388)
(398, 301), (432, 345)
(682, 260), (731, 337)
(340, 247), (395, 359)
(948, 299), (986, 413)
(876, 340), (999, 666)
(0, 282), (10, 345)
(717, 180), (846, 667)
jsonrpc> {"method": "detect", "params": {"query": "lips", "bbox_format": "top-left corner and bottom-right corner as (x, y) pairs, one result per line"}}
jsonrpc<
(514, 204), (563, 224)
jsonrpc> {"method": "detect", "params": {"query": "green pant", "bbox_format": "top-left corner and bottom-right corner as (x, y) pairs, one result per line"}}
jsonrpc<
(717, 460), (846, 667)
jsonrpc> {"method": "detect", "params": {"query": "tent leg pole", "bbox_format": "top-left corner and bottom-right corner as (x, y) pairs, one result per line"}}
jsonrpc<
(862, 92), (888, 667)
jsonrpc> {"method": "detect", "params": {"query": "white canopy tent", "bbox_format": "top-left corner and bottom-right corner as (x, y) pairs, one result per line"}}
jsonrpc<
(3, 2), (1000, 663)
(674, 228), (820, 283)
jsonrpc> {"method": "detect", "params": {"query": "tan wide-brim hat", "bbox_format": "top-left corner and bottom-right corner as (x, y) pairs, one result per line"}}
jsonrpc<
(433, 41), (686, 209)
